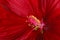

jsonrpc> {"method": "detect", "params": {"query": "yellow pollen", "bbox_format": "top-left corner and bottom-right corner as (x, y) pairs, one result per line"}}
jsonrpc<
(28, 15), (41, 30)
(34, 26), (39, 30)
(29, 15), (40, 24)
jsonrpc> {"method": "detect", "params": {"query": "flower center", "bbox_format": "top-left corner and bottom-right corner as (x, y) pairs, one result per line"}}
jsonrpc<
(26, 15), (44, 33)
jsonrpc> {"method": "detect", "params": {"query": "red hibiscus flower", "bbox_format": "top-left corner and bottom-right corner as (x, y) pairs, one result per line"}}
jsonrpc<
(0, 0), (60, 40)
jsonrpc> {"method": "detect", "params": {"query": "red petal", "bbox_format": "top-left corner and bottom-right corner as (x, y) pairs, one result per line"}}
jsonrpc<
(5, 0), (42, 19)
(44, 31), (60, 40)
(0, 5), (30, 40)
(44, 0), (60, 40)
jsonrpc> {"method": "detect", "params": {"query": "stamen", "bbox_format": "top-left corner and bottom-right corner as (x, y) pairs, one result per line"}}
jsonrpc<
(26, 15), (44, 32)
(34, 26), (39, 30)
(28, 24), (31, 27)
